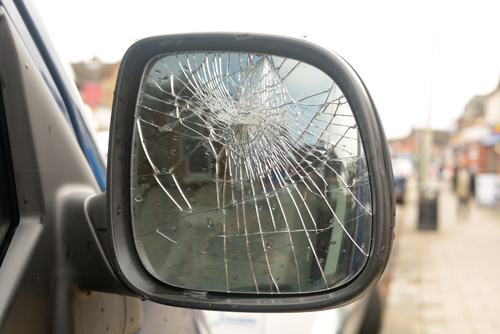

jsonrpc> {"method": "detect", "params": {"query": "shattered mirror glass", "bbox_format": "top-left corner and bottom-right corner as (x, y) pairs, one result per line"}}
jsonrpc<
(131, 52), (372, 294)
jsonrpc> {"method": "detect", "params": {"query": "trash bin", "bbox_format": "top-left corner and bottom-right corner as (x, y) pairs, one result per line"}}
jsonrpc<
(418, 189), (438, 230)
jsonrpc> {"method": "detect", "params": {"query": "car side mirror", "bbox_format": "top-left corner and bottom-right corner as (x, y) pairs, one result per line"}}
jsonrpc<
(104, 33), (395, 312)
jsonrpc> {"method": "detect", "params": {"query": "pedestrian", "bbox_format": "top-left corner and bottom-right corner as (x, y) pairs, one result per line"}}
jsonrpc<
(455, 162), (472, 220)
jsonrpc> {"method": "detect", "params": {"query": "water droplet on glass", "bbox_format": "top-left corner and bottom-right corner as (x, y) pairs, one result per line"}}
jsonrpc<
(157, 203), (162, 207)
(189, 198), (195, 204)
(173, 135), (179, 141)
(134, 195), (145, 202)
(171, 149), (177, 156)
(207, 218), (214, 227)
(117, 205), (122, 216)
(330, 241), (336, 246)
(267, 242), (273, 249)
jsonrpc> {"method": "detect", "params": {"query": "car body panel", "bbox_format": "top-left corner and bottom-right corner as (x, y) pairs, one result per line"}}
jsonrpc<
(0, 3), (139, 333)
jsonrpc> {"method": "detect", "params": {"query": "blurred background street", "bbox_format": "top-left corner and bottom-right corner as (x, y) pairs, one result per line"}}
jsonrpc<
(381, 176), (500, 334)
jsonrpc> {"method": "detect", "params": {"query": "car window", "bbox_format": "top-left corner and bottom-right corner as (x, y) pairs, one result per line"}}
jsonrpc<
(0, 90), (18, 264)
(0, 178), (11, 259)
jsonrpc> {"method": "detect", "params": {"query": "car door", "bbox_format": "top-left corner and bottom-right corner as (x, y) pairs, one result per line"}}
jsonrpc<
(0, 1), (145, 333)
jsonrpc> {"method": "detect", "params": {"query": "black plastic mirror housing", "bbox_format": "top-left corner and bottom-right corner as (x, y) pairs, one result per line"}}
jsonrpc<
(106, 33), (395, 312)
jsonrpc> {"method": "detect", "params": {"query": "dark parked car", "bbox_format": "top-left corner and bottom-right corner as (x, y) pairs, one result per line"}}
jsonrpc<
(392, 158), (414, 204)
(0, 1), (394, 333)
(394, 176), (406, 204)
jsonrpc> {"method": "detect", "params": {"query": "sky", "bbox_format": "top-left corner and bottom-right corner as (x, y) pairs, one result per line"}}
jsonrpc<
(35, 0), (500, 140)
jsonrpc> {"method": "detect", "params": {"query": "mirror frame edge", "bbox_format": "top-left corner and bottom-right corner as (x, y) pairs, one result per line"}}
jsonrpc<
(106, 32), (395, 312)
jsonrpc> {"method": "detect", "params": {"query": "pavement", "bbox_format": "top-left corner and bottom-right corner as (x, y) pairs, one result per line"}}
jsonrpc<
(380, 178), (500, 334)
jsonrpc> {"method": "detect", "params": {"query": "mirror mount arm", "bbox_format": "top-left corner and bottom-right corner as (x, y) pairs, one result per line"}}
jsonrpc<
(87, 192), (111, 255)
(86, 192), (139, 296)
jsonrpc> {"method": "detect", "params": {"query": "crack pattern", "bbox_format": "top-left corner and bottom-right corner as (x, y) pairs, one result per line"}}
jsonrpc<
(131, 52), (372, 294)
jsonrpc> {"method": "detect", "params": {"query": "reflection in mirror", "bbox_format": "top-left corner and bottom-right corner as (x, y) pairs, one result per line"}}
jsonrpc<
(131, 52), (372, 294)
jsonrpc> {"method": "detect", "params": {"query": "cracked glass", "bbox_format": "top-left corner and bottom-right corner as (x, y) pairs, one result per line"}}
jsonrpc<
(131, 52), (372, 294)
